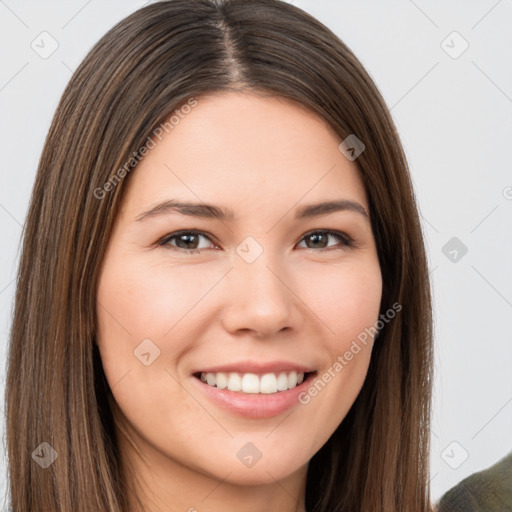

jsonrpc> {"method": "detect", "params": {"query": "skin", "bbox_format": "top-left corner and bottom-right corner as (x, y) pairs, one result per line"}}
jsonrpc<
(96, 91), (382, 512)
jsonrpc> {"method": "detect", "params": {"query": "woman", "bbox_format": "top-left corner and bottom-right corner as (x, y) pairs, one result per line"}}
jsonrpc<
(5, 0), (434, 510)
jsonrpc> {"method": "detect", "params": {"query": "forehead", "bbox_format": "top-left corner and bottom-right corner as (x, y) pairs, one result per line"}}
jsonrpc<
(119, 92), (368, 217)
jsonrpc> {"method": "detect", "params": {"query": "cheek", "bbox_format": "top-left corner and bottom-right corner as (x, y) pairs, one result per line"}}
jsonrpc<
(96, 254), (212, 346)
(95, 253), (169, 384)
(301, 257), (382, 346)
(95, 254), (203, 436)
(95, 251), (226, 394)
(292, 262), (381, 453)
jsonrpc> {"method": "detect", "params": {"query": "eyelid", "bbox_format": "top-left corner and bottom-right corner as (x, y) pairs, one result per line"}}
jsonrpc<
(158, 229), (220, 249)
(304, 229), (353, 246)
(158, 228), (355, 252)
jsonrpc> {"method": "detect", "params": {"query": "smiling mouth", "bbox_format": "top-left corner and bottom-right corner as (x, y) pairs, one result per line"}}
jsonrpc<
(193, 370), (317, 394)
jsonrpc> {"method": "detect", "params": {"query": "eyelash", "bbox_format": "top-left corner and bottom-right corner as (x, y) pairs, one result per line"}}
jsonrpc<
(158, 229), (355, 253)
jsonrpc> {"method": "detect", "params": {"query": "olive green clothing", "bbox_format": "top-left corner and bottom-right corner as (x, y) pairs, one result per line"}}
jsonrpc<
(437, 451), (512, 512)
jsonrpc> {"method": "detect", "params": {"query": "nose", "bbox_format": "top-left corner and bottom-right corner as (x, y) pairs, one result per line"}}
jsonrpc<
(220, 250), (302, 339)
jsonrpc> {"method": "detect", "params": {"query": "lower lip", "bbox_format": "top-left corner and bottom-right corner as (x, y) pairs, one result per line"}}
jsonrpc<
(191, 372), (317, 419)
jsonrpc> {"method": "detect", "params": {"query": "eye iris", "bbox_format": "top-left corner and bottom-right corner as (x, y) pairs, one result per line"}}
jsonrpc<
(176, 233), (198, 249)
(306, 232), (328, 249)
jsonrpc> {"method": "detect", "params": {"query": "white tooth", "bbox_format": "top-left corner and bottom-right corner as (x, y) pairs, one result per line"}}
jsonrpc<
(204, 371), (305, 393)
(216, 372), (228, 389)
(288, 370), (298, 389)
(227, 372), (242, 391)
(241, 373), (259, 393)
(260, 373), (278, 394)
(276, 372), (289, 391)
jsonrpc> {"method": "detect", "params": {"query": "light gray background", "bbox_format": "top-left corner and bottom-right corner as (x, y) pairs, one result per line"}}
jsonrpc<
(1, 0), (511, 507)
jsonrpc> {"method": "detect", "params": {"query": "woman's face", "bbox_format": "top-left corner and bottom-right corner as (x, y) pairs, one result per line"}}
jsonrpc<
(96, 91), (382, 487)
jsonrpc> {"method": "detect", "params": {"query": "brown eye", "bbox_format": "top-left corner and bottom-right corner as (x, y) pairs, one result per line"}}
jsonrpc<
(160, 231), (216, 251)
(298, 230), (353, 250)
(159, 229), (353, 253)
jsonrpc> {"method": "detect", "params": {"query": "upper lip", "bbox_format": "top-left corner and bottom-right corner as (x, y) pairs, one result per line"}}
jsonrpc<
(193, 360), (316, 375)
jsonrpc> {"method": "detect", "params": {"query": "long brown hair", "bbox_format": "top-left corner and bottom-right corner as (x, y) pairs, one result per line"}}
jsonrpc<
(5, 0), (434, 510)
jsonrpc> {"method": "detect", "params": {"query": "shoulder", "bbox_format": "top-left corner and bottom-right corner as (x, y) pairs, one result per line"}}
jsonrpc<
(436, 451), (512, 512)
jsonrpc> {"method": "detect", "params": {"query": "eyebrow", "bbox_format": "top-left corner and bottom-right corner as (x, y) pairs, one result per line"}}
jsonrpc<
(135, 198), (369, 222)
